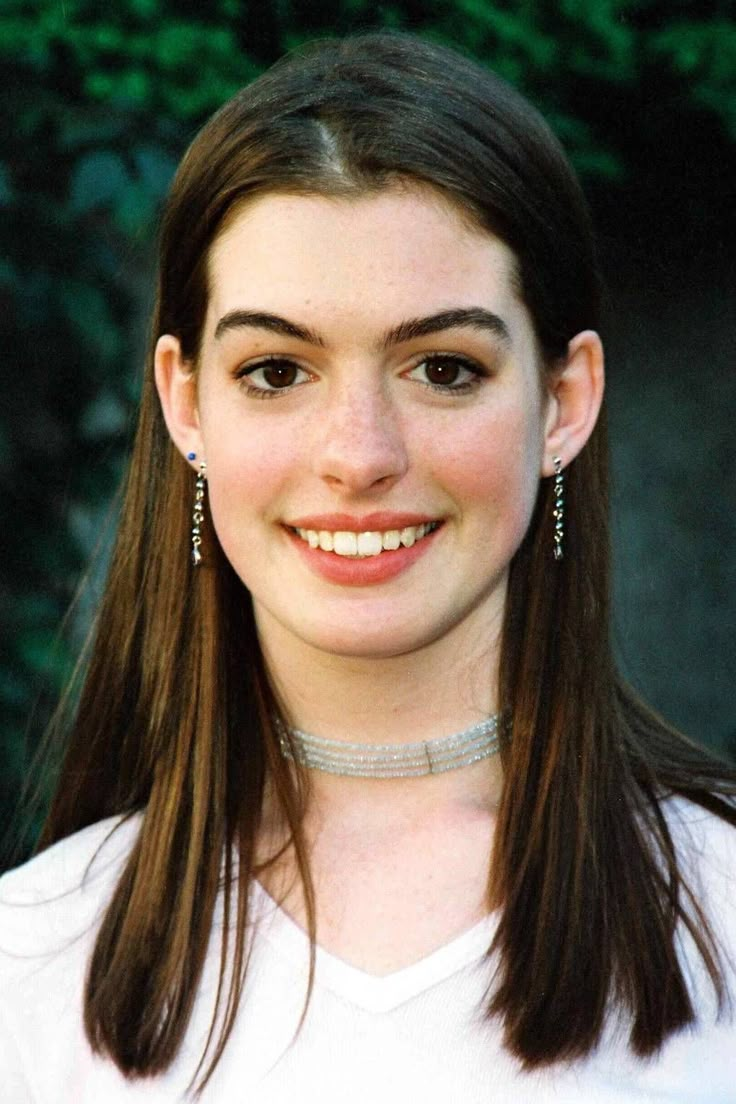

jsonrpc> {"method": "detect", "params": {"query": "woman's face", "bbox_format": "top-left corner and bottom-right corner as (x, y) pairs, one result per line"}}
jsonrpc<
(182, 186), (558, 658)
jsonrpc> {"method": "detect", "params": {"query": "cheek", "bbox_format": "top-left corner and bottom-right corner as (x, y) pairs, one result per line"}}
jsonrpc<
(434, 409), (542, 531)
(200, 418), (293, 546)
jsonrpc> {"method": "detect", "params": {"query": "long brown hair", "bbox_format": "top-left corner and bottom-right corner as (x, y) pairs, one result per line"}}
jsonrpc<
(36, 31), (736, 1093)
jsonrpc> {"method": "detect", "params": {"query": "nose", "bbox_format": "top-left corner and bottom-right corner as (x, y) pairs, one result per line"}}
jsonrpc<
(311, 375), (409, 493)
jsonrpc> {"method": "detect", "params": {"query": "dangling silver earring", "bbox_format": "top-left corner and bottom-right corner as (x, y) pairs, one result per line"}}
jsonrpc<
(552, 456), (564, 561)
(191, 460), (207, 566)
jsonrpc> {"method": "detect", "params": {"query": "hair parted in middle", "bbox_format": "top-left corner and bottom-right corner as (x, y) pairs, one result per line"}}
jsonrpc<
(39, 30), (736, 1095)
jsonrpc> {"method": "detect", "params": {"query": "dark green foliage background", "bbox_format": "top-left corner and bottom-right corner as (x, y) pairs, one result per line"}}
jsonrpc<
(2, 0), (735, 862)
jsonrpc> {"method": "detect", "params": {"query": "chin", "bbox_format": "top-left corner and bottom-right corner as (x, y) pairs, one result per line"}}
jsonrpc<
(295, 617), (452, 660)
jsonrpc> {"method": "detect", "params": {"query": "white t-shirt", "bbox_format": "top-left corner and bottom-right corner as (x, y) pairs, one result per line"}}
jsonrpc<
(1, 799), (734, 1103)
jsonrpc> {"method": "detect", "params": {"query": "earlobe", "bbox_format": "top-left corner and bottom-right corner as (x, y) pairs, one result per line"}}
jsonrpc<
(154, 334), (203, 464)
(542, 329), (604, 477)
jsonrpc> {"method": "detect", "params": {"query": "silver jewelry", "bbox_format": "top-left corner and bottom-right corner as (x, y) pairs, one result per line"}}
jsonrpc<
(552, 456), (564, 561)
(276, 714), (504, 778)
(191, 461), (207, 566)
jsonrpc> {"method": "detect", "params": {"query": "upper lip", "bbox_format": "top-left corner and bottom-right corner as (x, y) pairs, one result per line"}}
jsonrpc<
(285, 512), (442, 531)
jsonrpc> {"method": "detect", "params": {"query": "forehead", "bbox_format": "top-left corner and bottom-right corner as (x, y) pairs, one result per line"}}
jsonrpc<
(205, 186), (523, 332)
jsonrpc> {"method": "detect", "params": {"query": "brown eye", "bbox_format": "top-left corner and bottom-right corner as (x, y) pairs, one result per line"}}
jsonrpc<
(423, 357), (464, 386)
(235, 357), (310, 398)
(407, 354), (485, 395)
(259, 361), (299, 388)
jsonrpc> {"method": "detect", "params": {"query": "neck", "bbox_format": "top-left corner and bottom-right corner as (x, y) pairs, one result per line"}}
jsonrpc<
(254, 600), (505, 821)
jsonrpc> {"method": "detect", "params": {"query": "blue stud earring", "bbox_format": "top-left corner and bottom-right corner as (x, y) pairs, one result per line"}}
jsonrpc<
(187, 451), (196, 461)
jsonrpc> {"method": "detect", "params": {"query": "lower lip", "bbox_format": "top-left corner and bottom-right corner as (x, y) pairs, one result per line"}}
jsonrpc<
(283, 524), (444, 586)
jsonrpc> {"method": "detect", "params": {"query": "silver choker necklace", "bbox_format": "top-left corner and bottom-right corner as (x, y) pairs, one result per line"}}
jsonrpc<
(276, 714), (504, 778)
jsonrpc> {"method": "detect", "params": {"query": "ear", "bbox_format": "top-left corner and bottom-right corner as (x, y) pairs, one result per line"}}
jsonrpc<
(541, 329), (605, 476)
(154, 334), (204, 465)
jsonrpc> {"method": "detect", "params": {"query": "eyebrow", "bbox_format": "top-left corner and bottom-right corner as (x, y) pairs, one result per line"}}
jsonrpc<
(213, 307), (512, 350)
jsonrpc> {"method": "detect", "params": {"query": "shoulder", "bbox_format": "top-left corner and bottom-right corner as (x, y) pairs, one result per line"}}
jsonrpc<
(660, 794), (736, 995)
(0, 812), (142, 904)
(0, 814), (142, 1093)
(0, 813), (142, 968)
(663, 794), (736, 893)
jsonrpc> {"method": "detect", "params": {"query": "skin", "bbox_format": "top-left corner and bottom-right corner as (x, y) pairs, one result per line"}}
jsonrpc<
(156, 186), (604, 966)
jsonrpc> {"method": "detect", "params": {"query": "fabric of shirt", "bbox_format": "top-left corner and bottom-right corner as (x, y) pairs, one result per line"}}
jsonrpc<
(1, 798), (735, 1103)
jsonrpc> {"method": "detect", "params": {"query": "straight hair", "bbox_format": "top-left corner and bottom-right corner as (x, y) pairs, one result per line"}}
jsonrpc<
(36, 31), (736, 1094)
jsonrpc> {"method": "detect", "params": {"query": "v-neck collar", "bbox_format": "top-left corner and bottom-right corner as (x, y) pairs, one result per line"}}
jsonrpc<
(252, 880), (497, 1013)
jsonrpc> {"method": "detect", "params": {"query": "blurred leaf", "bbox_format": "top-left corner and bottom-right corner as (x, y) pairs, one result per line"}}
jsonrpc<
(0, 161), (13, 205)
(69, 150), (130, 213)
(133, 144), (177, 195)
(17, 628), (73, 683)
(79, 391), (129, 441)
(649, 21), (736, 138)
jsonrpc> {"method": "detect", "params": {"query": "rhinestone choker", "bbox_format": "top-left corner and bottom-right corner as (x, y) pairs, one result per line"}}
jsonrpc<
(276, 714), (504, 778)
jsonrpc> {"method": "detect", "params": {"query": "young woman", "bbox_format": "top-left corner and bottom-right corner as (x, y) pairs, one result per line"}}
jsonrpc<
(2, 31), (735, 1103)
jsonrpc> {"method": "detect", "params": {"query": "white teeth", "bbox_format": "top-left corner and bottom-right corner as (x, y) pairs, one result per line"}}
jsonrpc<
(333, 531), (358, 556)
(357, 532), (383, 557)
(295, 523), (440, 558)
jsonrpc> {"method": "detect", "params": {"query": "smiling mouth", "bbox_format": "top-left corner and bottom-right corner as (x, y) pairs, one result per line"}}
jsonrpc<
(288, 521), (443, 558)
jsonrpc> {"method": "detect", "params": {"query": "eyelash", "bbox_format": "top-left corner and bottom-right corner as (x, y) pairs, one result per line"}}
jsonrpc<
(233, 354), (487, 400)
